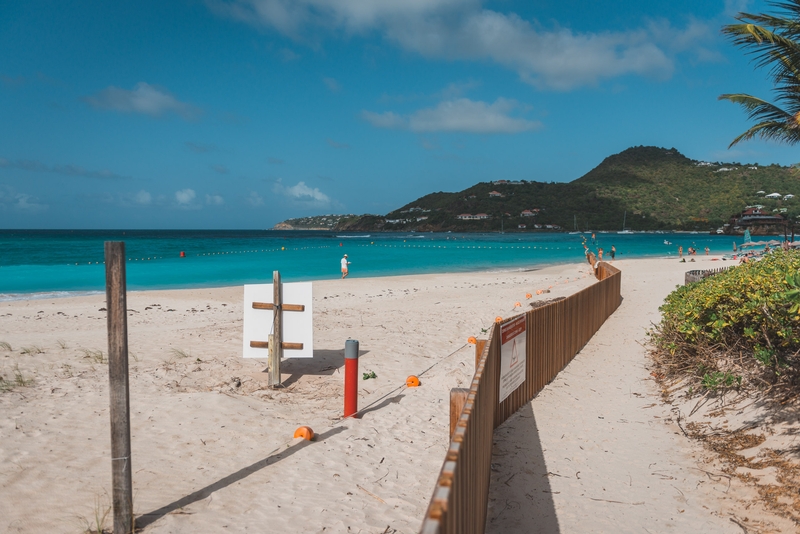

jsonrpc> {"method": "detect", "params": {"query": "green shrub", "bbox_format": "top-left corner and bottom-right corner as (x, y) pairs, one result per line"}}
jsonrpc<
(658, 250), (800, 351)
(652, 250), (800, 393)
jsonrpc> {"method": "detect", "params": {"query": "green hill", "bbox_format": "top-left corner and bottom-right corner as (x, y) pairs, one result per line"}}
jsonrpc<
(327, 146), (800, 232)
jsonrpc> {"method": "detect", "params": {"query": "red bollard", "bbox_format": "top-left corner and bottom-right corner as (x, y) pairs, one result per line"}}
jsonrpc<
(344, 339), (359, 417)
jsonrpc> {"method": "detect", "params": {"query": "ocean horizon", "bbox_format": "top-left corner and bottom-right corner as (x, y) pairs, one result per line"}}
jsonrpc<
(0, 229), (751, 300)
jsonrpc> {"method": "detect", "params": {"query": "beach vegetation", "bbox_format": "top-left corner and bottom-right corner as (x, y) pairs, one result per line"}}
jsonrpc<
(0, 364), (34, 392)
(651, 250), (800, 397)
(0, 341), (11, 351)
(80, 349), (106, 364)
(170, 348), (191, 359)
(20, 345), (43, 355)
(80, 493), (111, 534)
(720, 1), (800, 147)
(56, 339), (68, 349)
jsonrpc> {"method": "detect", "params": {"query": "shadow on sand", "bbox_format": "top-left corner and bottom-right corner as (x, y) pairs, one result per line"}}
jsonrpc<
(273, 348), (369, 388)
(484, 403), (560, 533)
(135, 426), (346, 529)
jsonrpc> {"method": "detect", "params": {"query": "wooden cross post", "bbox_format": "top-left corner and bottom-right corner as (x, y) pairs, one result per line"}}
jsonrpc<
(104, 241), (133, 534)
(247, 271), (306, 387)
(269, 271), (283, 387)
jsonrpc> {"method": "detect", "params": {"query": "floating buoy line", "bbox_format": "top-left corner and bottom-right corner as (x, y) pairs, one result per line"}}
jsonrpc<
(64, 242), (575, 266)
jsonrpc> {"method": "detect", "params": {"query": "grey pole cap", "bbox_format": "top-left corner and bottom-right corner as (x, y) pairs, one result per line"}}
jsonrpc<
(345, 339), (359, 360)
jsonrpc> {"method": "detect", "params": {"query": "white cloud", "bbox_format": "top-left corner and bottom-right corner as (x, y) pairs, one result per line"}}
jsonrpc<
(134, 190), (152, 205)
(273, 180), (331, 205)
(175, 188), (197, 205)
(15, 193), (48, 212)
(363, 98), (541, 134)
(323, 76), (341, 92)
(85, 82), (201, 119)
(211, 164), (229, 174)
(206, 193), (225, 205)
(246, 191), (264, 207)
(209, 1), (716, 90)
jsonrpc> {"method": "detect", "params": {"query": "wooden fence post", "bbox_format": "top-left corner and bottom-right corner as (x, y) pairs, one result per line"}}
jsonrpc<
(475, 339), (487, 369)
(269, 270), (283, 387)
(450, 388), (470, 436)
(105, 241), (133, 534)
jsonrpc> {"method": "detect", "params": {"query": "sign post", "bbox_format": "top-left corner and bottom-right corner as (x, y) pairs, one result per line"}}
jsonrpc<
(243, 274), (313, 388)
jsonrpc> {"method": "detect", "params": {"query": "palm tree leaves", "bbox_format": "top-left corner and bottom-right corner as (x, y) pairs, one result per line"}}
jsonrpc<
(721, 0), (800, 146)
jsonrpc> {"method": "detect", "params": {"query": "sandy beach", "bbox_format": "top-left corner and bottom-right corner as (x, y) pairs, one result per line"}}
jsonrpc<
(1, 257), (795, 532)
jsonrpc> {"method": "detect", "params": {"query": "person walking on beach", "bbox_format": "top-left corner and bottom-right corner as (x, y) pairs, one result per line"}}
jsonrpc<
(341, 254), (350, 279)
(678, 245), (683, 259)
(610, 245), (616, 260)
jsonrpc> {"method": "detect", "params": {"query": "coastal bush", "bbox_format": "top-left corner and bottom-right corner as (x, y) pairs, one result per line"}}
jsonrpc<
(651, 250), (800, 395)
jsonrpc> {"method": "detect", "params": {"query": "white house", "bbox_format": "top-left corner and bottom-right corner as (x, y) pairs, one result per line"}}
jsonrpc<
(520, 209), (536, 217)
(784, 194), (795, 200)
(488, 191), (503, 198)
(765, 192), (782, 199)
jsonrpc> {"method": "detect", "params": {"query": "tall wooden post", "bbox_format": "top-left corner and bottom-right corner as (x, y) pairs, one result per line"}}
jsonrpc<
(105, 242), (133, 534)
(449, 388), (470, 436)
(269, 270), (283, 387)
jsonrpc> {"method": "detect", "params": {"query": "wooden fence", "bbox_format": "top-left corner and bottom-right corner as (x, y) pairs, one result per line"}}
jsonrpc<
(420, 262), (622, 534)
(684, 266), (732, 285)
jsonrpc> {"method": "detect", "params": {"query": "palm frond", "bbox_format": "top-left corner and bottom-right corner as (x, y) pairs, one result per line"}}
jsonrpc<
(726, 120), (800, 147)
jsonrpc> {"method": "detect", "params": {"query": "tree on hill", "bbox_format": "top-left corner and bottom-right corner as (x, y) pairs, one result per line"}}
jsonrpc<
(720, 0), (800, 147)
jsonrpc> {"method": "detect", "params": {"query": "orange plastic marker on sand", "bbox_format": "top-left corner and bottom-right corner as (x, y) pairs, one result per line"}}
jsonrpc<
(406, 375), (420, 387)
(467, 336), (477, 344)
(525, 293), (532, 299)
(294, 426), (314, 440)
(514, 302), (521, 307)
(495, 316), (502, 323)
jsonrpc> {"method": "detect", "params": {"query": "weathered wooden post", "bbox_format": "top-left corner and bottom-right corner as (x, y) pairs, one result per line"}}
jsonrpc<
(269, 270), (283, 387)
(105, 241), (133, 534)
(449, 388), (470, 436)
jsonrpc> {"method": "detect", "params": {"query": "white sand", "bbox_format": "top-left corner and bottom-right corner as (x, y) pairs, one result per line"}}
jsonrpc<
(0, 263), (595, 533)
(0, 257), (791, 533)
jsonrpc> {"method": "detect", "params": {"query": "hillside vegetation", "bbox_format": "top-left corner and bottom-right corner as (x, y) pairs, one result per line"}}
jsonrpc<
(332, 146), (800, 232)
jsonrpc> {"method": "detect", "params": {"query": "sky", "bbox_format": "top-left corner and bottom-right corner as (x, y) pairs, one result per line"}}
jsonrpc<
(1, 0), (798, 229)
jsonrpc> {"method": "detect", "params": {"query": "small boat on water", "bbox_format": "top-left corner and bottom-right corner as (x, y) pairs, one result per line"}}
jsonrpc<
(618, 211), (634, 234)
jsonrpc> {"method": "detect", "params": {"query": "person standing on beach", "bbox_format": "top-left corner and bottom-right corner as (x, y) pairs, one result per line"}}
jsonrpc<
(341, 254), (350, 279)
(610, 245), (616, 260)
(678, 245), (683, 258)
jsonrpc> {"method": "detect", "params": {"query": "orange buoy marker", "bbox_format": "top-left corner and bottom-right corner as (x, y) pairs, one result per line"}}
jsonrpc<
(536, 289), (543, 295)
(525, 293), (532, 299)
(180, 251), (185, 258)
(344, 339), (359, 418)
(495, 316), (503, 323)
(514, 302), (521, 308)
(467, 336), (477, 344)
(294, 426), (314, 441)
(406, 375), (420, 387)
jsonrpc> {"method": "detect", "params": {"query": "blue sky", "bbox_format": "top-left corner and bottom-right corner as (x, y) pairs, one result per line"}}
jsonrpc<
(0, 0), (796, 229)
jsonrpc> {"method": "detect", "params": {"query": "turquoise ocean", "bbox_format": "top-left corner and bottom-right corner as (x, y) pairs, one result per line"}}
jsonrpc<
(0, 230), (746, 300)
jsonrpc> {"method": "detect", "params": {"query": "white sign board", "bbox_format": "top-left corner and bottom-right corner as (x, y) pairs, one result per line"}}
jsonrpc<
(242, 282), (314, 359)
(499, 315), (526, 402)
